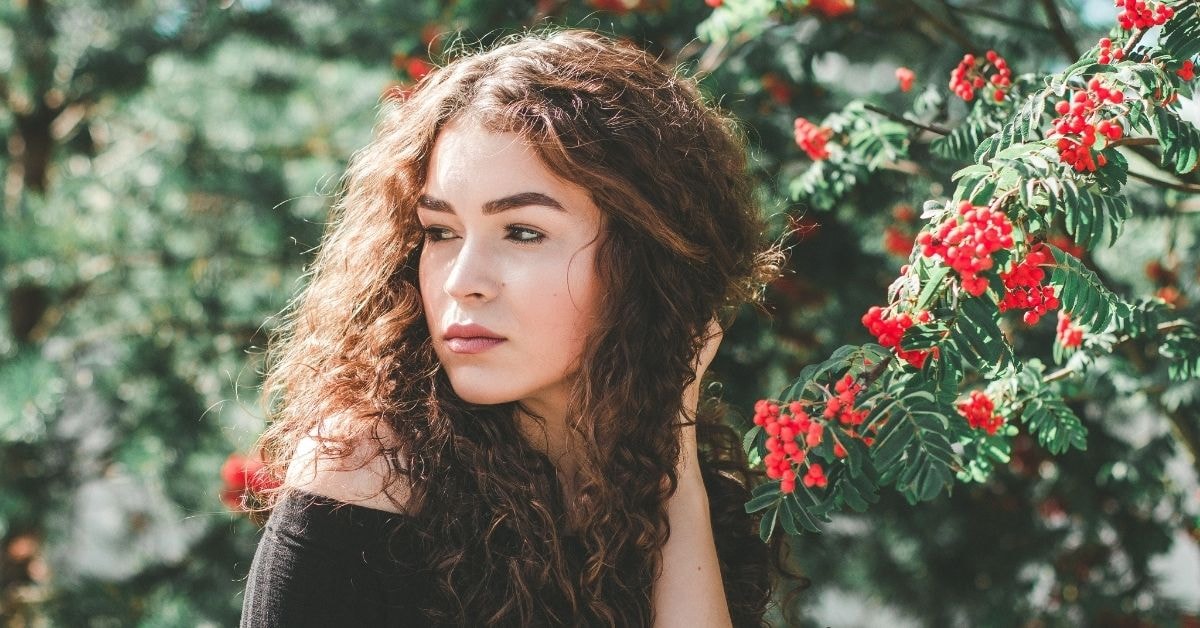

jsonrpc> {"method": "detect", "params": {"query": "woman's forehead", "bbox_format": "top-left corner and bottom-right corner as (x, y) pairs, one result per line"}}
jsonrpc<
(421, 120), (601, 223)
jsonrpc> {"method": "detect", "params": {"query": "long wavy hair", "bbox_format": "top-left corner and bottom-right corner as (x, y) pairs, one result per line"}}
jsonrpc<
(251, 27), (804, 627)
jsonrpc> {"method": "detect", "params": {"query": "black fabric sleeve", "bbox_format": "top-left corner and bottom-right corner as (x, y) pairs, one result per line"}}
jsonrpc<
(239, 490), (431, 628)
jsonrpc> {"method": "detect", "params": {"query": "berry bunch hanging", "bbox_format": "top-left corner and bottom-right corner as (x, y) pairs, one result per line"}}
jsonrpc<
(999, 243), (1061, 325)
(861, 306), (936, 368)
(949, 50), (1013, 102)
(957, 391), (1006, 436)
(917, 201), (1015, 297)
(1050, 78), (1126, 172)
(1096, 37), (1125, 65)
(1056, 311), (1085, 349)
(794, 116), (832, 160)
(755, 400), (824, 493)
(1115, 0), (1174, 30)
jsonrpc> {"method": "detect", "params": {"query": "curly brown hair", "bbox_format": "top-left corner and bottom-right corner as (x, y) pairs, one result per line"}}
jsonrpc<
(251, 27), (804, 627)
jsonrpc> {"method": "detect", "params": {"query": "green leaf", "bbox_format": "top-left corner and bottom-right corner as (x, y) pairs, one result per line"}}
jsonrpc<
(953, 296), (1012, 371)
(1160, 3), (1200, 62)
(915, 264), (951, 311)
(1046, 244), (1132, 332)
(1160, 324), (1200, 381)
(744, 486), (781, 513)
(933, 113), (999, 163)
(758, 507), (778, 543)
(868, 383), (958, 503)
(1011, 363), (1089, 454)
(1155, 107), (1200, 175)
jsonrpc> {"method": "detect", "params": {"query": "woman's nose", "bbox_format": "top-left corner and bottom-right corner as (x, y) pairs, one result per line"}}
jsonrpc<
(442, 238), (499, 302)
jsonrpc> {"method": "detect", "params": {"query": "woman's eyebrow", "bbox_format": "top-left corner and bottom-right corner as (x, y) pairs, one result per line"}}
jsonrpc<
(416, 192), (567, 215)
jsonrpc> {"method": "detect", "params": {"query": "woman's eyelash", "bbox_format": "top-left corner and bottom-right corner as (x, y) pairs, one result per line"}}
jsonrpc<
(420, 226), (546, 245)
(507, 226), (545, 244)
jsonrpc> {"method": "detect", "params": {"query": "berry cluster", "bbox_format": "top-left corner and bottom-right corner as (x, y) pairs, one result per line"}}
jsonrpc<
(1115, 0), (1174, 30)
(1096, 37), (1125, 65)
(999, 244), (1061, 325)
(949, 50), (1013, 102)
(1056, 311), (1085, 348)
(761, 73), (793, 105)
(1179, 60), (1196, 81)
(896, 66), (916, 93)
(1048, 234), (1085, 258)
(917, 201), (1015, 297)
(221, 452), (280, 510)
(1050, 78), (1125, 172)
(755, 400), (824, 493)
(825, 375), (867, 426)
(957, 390), (1005, 436)
(883, 204), (918, 257)
(861, 306), (937, 368)
(753, 371), (881, 493)
(794, 117), (832, 160)
(806, 0), (855, 19)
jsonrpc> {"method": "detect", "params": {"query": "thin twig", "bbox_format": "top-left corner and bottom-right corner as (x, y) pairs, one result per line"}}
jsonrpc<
(862, 102), (951, 136)
(895, 0), (978, 52)
(1127, 170), (1200, 194)
(1038, 0), (1080, 59)
(943, 3), (1053, 32)
(1109, 137), (1160, 148)
(1043, 319), (1194, 382)
(1122, 27), (1147, 58)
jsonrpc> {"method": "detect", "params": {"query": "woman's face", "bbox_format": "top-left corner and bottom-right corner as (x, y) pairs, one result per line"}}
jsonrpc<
(418, 118), (604, 416)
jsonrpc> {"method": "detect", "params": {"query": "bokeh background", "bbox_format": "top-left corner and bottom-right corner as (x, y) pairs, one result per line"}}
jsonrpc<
(1, 0), (1198, 626)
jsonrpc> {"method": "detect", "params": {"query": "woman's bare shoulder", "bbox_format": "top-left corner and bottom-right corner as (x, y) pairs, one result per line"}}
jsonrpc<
(284, 418), (411, 515)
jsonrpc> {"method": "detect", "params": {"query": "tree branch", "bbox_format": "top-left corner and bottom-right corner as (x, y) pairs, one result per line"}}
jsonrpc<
(1043, 319), (1194, 383)
(862, 102), (951, 136)
(1109, 137), (1160, 148)
(1127, 170), (1200, 194)
(943, 3), (1054, 33)
(892, 0), (978, 52)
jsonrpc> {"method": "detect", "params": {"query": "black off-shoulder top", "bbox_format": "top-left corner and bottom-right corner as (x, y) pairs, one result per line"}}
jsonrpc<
(239, 489), (437, 627)
(240, 488), (594, 627)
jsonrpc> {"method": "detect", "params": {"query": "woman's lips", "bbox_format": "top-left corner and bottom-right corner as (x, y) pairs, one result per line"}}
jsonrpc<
(445, 337), (506, 354)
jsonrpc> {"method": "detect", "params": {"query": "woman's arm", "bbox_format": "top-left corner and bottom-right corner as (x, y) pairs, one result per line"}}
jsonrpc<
(652, 321), (734, 628)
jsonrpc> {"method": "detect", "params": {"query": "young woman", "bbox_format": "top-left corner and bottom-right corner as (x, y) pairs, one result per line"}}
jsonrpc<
(240, 28), (797, 627)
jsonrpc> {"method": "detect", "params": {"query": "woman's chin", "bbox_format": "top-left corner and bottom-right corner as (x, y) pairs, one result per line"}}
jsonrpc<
(447, 381), (516, 406)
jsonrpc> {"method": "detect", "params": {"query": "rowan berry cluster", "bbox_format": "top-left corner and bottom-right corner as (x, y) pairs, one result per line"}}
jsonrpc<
(794, 117), (832, 160)
(805, 0), (855, 19)
(957, 390), (1005, 436)
(883, 204), (917, 257)
(221, 452), (280, 510)
(1179, 60), (1196, 81)
(917, 201), (1015, 297)
(755, 400), (824, 493)
(1115, 0), (1174, 30)
(754, 371), (881, 493)
(1056, 311), (1085, 348)
(1050, 78), (1125, 172)
(861, 306), (937, 368)
(1096, 38), (1125, 65)
(999, 244), (1061, 325)
(949, 50), (1013, 102)
(761, 73), (793, 105)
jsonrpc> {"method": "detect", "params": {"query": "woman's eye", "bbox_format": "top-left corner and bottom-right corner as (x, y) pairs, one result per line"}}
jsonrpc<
(421, 225), (545, 245)
(422, 226), (455, 242)
(507, 226), (546, 244)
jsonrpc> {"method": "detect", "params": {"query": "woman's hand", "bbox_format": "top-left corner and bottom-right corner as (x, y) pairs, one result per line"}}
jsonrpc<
(654, 317), (734, 628)
(679, 318), (723, 482)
